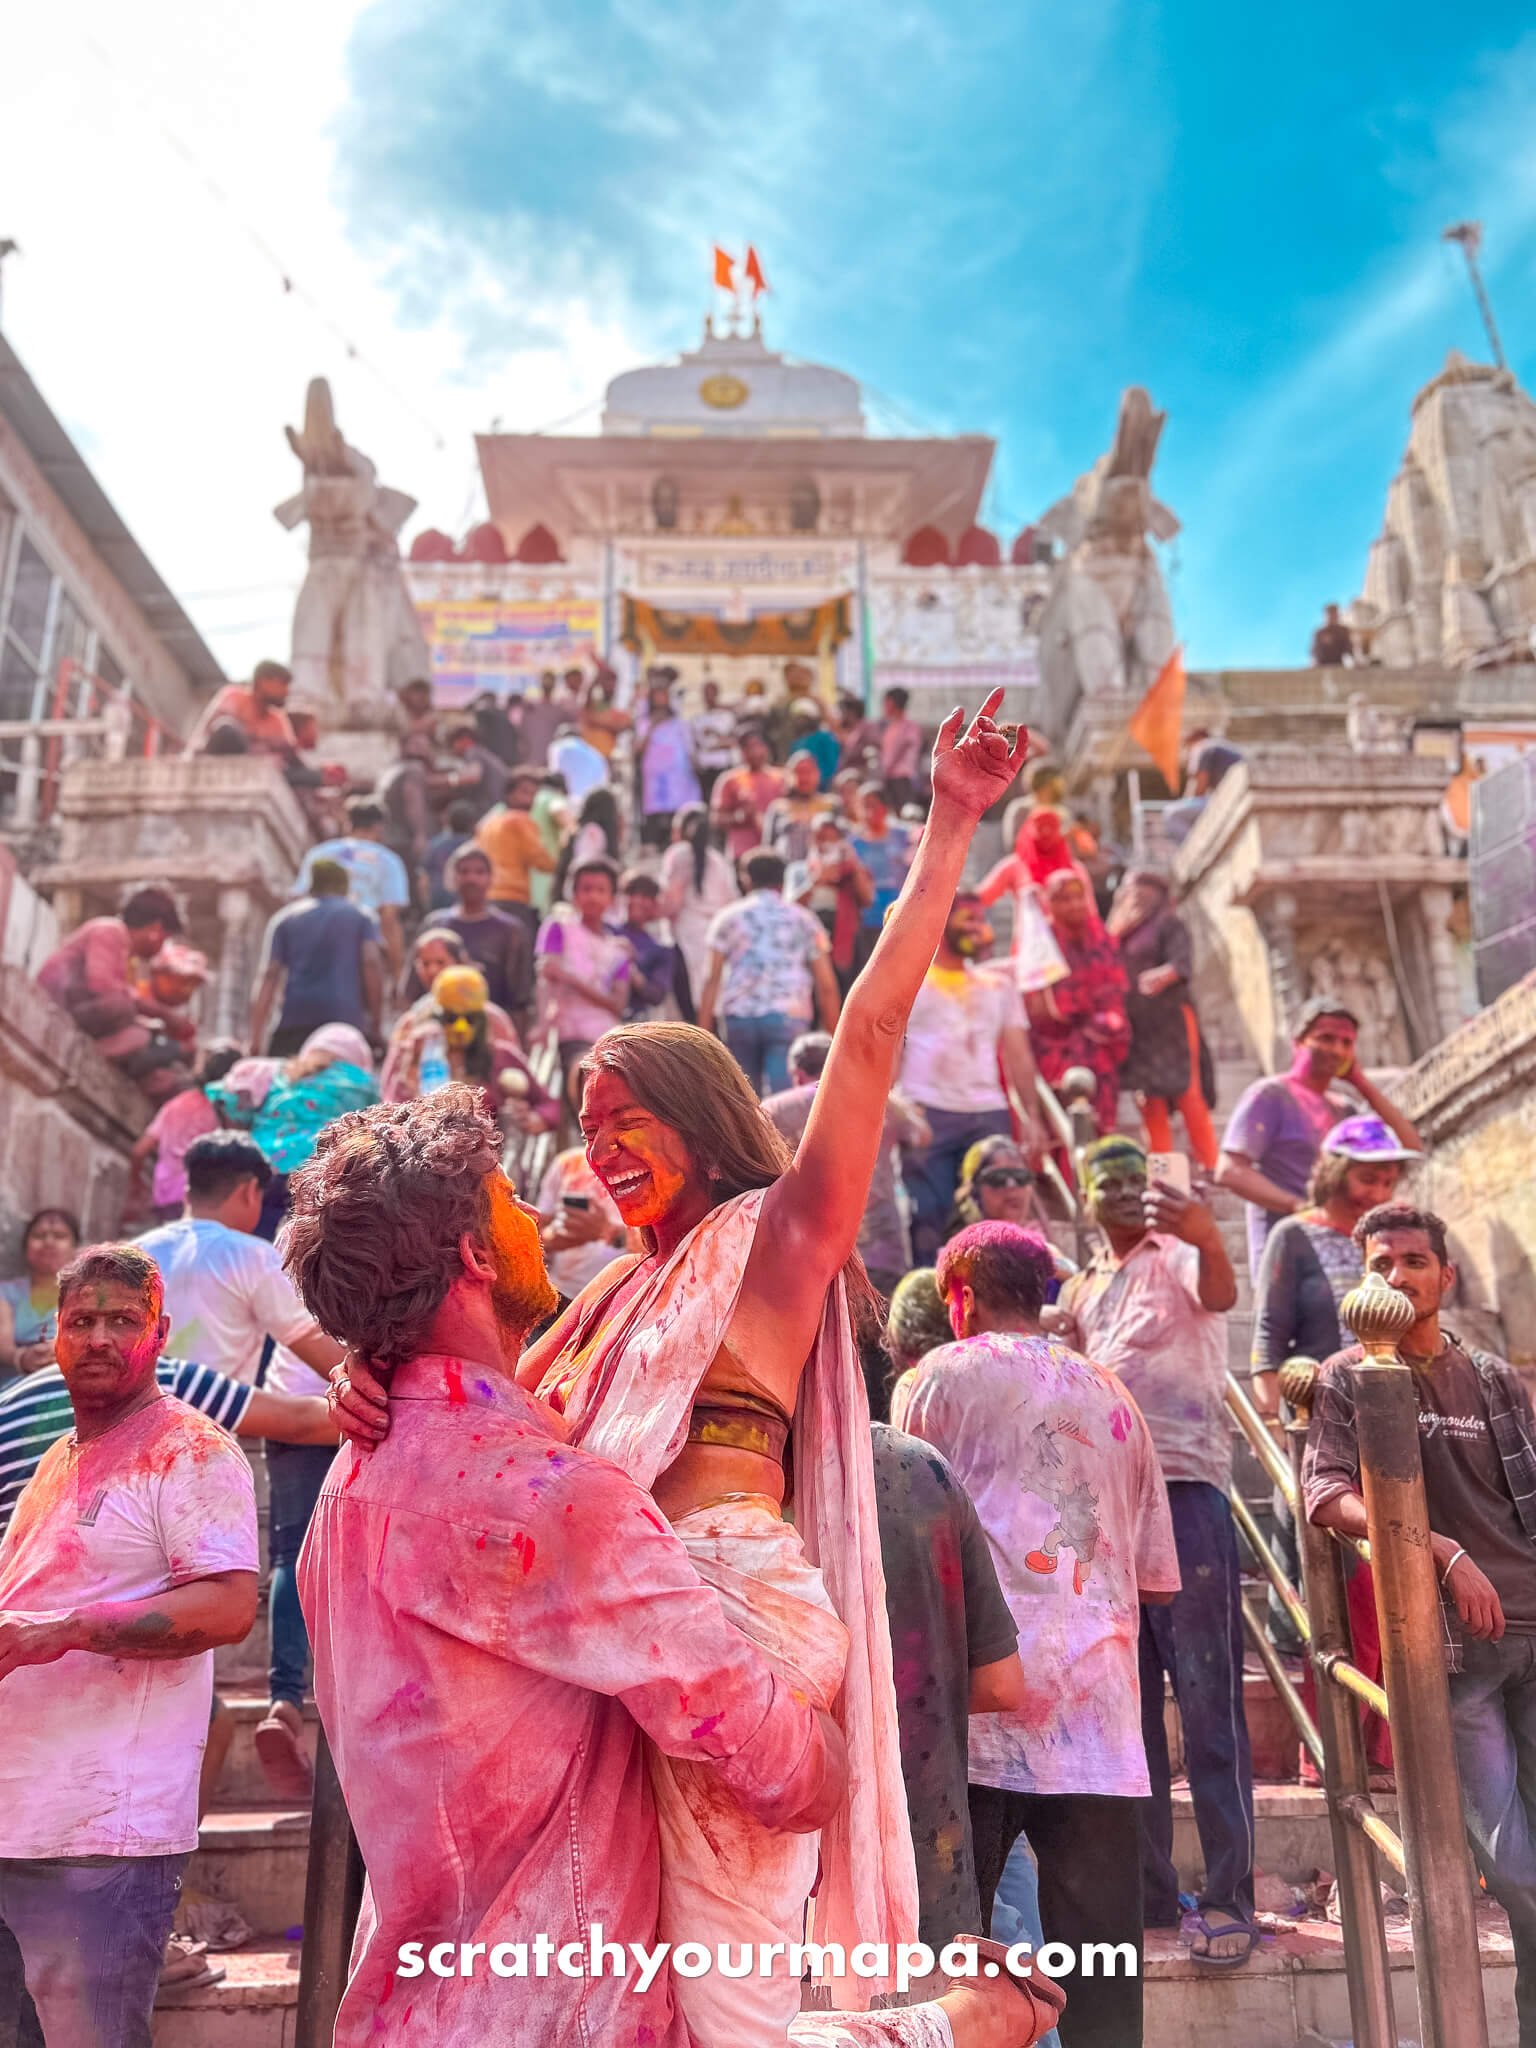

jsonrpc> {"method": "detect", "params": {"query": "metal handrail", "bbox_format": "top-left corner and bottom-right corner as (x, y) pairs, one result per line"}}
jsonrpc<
(1223, 1330), (1489, 2047)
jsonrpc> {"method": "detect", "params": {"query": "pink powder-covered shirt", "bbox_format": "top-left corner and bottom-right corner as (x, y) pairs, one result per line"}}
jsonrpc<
(879, 715), (925, 784)
(298, 1353), (834, 2047)
(0, 1395), (258, 1858)
(894, 1330), (1179, 1799)
(144, 1087), (220, 1209)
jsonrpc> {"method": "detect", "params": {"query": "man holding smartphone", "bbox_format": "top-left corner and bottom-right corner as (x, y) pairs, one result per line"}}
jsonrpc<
(1052, 1137), (1256, 1971)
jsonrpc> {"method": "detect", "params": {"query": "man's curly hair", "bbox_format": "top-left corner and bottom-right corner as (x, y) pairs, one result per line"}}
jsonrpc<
(283, 1087), (502, 1365)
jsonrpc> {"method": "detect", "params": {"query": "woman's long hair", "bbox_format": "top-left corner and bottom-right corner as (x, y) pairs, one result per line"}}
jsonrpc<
(674, 802), (711, 894)
(553, 787), (621, 901)
(581, 1022), (878, 1322)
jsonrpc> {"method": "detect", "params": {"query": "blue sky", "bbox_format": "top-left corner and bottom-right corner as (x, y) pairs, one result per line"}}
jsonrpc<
(334, 0), (1536, 670)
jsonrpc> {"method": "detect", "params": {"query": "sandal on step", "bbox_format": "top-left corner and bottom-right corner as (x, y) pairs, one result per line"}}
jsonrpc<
(1181, 1908), (1259, 1969)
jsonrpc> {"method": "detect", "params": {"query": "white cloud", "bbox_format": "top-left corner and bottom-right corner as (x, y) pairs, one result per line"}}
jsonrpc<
(0, 0), (647, 681)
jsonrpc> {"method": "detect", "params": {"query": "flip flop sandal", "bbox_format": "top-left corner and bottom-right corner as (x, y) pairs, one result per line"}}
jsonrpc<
(156, 1938), (228, 2000)
(1182, 1909), (1259, 1969)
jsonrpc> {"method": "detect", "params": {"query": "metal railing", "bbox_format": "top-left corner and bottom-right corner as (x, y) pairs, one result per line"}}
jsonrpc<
(1224, 1272), (1490, 2048)
(0, 658), (181, 829)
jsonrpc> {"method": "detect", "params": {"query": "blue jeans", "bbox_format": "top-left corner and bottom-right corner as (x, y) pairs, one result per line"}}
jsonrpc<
(723, 1013), (799, 1098)
(266, 1441), (335, 1709)
(1139, 1482), (1255, 1926)
(903, 1105), (1014, 1263)
(1449, 1633), (1536, 2046)
(0, 1851), (187, 2047)
(991, 1837), (1061, 2048)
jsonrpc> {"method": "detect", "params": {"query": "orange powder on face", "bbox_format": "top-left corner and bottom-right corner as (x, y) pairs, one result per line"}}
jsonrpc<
(609, 1131), (688, 1230)
(483, 1176), (556, 1323)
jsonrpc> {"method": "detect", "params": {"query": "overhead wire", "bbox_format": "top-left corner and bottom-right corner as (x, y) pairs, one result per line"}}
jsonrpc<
(77, 31), (451, 453)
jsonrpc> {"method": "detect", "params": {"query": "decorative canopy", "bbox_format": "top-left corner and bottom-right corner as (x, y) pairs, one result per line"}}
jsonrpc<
(620, 594), (851, 658)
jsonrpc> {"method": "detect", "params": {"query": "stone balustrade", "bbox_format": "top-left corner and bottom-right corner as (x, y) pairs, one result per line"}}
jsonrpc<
(1171, 753), (1469, 1071)
(37, 755), (312, 1040)
(0, 963), (147, 1253)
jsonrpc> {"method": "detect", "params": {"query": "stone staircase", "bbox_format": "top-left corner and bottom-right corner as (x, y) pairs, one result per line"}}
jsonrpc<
(155, 1054), (1521, 2044)
(156, 1746), (1520, 2045)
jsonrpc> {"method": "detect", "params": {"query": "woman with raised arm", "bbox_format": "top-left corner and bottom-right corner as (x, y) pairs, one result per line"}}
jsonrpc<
(335, 696), (1039, 2047)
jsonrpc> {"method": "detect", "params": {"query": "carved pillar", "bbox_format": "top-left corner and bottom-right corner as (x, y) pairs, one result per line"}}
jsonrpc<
(214, 888), (254, 1043)
(1419, 885), (1466, 1048)
(1256, 890), (1303, 1071)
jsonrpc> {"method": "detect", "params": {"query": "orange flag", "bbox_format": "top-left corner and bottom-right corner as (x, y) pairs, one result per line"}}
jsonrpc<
(1127, 645), (1186, 791)
(713, 245), (736, 291)
(744, 245), (768, 297)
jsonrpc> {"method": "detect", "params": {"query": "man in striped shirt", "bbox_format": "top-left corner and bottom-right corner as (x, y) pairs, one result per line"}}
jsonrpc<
(0, 1356), (335, 1537)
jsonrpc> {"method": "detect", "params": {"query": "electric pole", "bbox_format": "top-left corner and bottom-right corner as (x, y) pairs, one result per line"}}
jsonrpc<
(1443, 221), (1507, 370)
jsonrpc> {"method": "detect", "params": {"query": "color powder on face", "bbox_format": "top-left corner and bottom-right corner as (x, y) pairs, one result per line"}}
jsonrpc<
(484, 1176), (557, 1325)
(607, 1129), (690, 1230)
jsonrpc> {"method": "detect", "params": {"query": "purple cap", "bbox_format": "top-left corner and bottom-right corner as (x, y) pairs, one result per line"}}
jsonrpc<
(1323, 1114), (1416, 1164)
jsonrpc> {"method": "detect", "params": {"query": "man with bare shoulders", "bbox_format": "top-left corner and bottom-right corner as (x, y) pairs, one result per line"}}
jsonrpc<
(300, 1090), (1062, 2048)
(333, 694), (1050, 2044)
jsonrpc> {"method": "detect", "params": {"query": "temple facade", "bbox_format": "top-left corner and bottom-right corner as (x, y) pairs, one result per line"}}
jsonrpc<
(403, 315), (1051, 725)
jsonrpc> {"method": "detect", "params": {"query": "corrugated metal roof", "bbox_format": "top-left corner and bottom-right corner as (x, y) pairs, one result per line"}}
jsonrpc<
(0, 329), (226, 693)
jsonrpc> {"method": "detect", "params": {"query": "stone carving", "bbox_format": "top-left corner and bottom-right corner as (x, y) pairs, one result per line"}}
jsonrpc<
(1305, 938), (1404, 1064)
(1035, 387), (1179, 707)
(1344, 692), (1410, 757)
(1356, 351), (1536, 670)
(275, 379), (432, 722)
(867, 567), (1047, 669)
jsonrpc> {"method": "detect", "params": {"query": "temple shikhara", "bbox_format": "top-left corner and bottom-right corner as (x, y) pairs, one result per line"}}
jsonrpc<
(403, 307), (1052, 724)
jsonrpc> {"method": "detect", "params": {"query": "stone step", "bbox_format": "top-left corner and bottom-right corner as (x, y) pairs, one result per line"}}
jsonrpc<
(1172, 1784), (1396, 1891)
(188, 1807), (309, 1938)
(1143, 1909), (1517, 2045)
(153, 1941), (298, 2048)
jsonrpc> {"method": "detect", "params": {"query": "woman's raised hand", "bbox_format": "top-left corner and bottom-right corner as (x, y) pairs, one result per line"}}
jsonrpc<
(930, 688), (1032, 820)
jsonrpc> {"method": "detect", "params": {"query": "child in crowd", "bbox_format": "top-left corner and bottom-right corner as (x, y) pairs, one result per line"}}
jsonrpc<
(127, 1039), (243, 1223)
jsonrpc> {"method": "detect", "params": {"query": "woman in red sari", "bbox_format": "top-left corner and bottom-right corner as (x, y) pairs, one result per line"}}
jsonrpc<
(1024, 870), (1130, 1134)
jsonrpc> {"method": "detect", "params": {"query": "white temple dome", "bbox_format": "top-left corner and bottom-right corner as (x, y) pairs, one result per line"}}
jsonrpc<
(601, 321), (866, 439)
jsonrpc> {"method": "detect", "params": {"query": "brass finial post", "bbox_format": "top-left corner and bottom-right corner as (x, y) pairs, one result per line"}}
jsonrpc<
(1343, 1277), (1489, 2046)
(1281, 1352), (1397, 2046)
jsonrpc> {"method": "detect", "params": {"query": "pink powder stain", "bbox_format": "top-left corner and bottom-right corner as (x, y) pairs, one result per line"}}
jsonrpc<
(377, 1681), (426, 1726)
(475, 1532), (488, 1551)
(444, 1361), (466, 1407)
(689, 1710), (724, 1742)
(1109, 1403), (1132, 1441)
(341, 1458), (364, 1492)
(475, 1379), (494, 1398)
(511, 1530), (536, 1574)
(639, 1507), (666, 1533)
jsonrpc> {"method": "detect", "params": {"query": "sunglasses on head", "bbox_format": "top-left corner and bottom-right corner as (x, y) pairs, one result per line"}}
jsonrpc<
(977, 1168), (1032, 1190)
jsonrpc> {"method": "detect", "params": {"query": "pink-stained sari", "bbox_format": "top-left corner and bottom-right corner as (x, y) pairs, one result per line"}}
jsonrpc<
(538, 1189), (919, 2041)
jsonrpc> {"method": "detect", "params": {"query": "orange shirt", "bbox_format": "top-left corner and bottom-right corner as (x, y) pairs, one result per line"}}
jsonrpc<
(193, 685), (297, 756)
(473, 806), (554, 903)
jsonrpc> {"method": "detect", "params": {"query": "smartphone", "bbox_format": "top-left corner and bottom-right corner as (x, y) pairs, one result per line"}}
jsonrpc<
(561, 1195), (592, 1212)
(1147, 1151), (1191, 1195)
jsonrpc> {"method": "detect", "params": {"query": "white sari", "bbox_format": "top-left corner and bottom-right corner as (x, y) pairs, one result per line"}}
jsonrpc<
(538, 1190), (921, 2042)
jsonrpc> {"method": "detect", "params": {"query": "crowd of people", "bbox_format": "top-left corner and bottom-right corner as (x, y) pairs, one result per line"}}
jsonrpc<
(5, 666), (1536, 2048)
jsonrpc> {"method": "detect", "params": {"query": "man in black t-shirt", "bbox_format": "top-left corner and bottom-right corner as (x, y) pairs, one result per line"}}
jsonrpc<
(871, 1421), (1022, 1953)
(1304, 1201), (1536, 2048)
